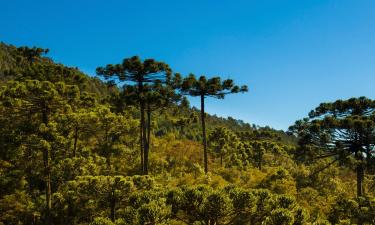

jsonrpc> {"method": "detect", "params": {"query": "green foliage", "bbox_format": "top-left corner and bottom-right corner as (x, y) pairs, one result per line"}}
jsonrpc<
(96, 56), (174, 175)
(208, 127), (239, 167)
(289, 97), (375, 197)
(0, 43), (110, 96)
(328, 196), (375, 224)
(0, 191), (37, 225)
(179, 73), (248, 174)
(1, 43), (375, 225)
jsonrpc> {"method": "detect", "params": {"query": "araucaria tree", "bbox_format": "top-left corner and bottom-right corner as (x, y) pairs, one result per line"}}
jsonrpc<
(0, 80), (79, 224)
(119, 79), (181, 174)
(181, 74), (248, 173)
(288, 97), (375, 196)
(96, 56), (171, 174)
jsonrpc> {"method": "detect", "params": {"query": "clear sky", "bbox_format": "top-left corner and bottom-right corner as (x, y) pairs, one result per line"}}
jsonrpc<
(1, 0), (375, 130)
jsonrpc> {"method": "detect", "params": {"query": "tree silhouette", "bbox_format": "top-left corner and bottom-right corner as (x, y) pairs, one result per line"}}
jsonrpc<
(289, 97), (375, 197)
(180, 74), (248, 173)
(96, 56), (171, 174)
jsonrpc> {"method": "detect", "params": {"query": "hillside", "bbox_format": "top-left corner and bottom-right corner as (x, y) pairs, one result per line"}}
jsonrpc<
(0, 42), (110, 96)
(0, 43), (374, 225)
(0, 42), (294, 145)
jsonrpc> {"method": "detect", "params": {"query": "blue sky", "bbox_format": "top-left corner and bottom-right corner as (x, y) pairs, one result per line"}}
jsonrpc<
(2, 0), (375, 130)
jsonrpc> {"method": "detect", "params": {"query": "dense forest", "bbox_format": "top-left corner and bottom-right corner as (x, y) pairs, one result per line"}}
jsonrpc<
(0, 42), (374, 225)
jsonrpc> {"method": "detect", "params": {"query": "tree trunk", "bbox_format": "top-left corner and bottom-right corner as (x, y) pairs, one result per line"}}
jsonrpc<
(140, 100), (148, 174)
(354, 148), (365, 197)
(73, 126), (78, 157)
(180, 125), (184, 137)
(258, 154), (262, 170)
(220, 153), (223, 167)
(140, 104), (144, 173)
(106, 154), (111, 169)
(138, 76), (145, 173)
(110, 191), (116, 222)
(356, 163), (364, 197)
(200, 94), (208, 174)
(42, 110), (52, 224)
(144, 105), (151, 175)
(258, 159), (262, 170)
(357, 163), (364, 225)
(43, 149), (52, 224)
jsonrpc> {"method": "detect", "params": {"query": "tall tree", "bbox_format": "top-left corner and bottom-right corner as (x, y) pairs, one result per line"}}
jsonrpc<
(288, 97), (375, 197)
(96, 56), (171, 174)
(143, 81), (181, 173)
(119, 78), (181, 173)
(180, 74), (248, 173)
(0, 80), (79, 224)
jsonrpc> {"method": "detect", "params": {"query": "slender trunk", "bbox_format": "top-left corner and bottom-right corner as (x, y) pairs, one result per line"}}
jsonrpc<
(356, 163), (364, 197)
(357, 162), (364, 225)
(354, 148), (365, 197)
(258, 159), (262, 170)
(73, 126), (78, 157)
(200, 94), (208, 174)
(43, 149), (52, 223)
(139, 80), (145, 173)
(220, 153), (223, 167)
(67, 200), (74, 225)
(106, 154), (111, 169)
(110, 191), (116, 222)
(147, 106), (151, 147)
(143, 106), (151, 175)
(144, 105), (151, 175)
(104, 130), (111, 170)
(140, 104), (144, 173)
(42, 109), (52, 224)
(140, 100), (148, 174)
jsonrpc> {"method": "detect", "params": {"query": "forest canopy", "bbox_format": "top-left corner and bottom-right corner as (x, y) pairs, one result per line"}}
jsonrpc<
(0, 42), (374, 225)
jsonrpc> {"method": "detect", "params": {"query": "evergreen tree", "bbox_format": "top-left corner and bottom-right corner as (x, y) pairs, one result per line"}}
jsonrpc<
(180, 74), (248, 173)
(0, 80), (79, 224)
(289, 97), (375, 196)
(96, 56), (171, 174)
(208, 127), (239, 167)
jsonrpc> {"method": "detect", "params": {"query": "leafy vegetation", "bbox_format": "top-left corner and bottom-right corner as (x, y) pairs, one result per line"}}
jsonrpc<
(0, 42), (374, 225)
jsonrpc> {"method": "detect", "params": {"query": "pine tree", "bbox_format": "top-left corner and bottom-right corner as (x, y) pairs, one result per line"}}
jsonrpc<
(96, 56), (171, 174)
(289, 97), (375, 196)
(0, 80), (79, 224)
(180, 74), (248, 173)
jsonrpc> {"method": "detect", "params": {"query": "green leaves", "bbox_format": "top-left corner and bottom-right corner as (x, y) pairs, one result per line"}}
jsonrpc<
(96, 56), (171, 84)
(97, 57), (175, 174)
(328, 196), (375, 224)
(5, 43), (375, 225)
(290, 97), (375, 197)
(180, 74), (248, 98)
(164, 185), (306, 225)
(178, 73), (248, 173)
(208, 127), (239, 167)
